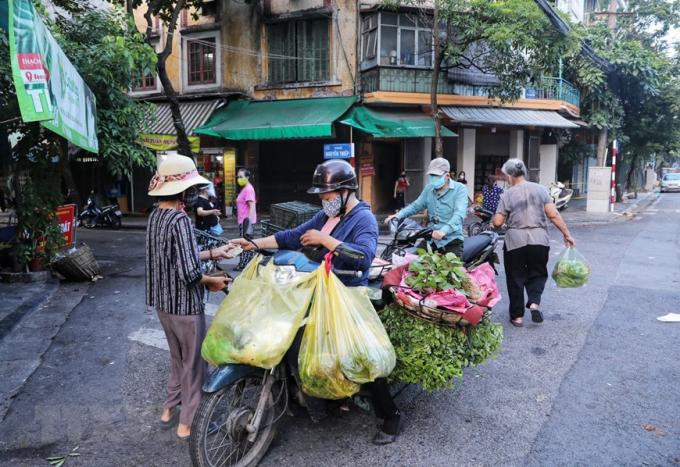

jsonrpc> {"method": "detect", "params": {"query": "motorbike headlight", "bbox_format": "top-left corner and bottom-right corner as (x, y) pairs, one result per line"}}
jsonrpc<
(273, 265), (302, 285)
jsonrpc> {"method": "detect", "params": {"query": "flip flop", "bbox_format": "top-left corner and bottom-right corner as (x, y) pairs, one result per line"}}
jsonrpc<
(531, 309), (544, 323)
(510, 318), (523, 327)
(160, 407), (180, 430)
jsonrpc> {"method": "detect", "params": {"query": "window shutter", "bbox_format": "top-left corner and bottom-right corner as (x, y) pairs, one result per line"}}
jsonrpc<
(297, 19), (328, 82)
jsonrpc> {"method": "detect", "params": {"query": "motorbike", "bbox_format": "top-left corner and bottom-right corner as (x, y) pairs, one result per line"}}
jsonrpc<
(549, 181), (573, 211)
(466, 206), (508, 237)
(78, 193), (122, 229)
(190, 219), (500, 467)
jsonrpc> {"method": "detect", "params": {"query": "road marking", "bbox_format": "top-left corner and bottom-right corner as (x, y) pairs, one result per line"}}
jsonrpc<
(128, 328), (168, 351)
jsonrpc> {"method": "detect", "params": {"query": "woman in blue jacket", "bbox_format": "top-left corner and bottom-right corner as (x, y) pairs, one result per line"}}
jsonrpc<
(232, 160), (400, 445)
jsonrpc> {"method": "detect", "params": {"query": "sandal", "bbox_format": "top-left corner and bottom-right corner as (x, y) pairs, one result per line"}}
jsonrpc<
(530, 309), (544, 323)
(160, 407), (180, 430)
(510, 318), (523, 327)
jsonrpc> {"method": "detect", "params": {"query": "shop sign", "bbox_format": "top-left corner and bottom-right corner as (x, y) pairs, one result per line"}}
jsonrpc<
(55, 204), (76, 247)
(360, 163), (375, 176)
(323, 143), (354, 160)
(6, 0), (99, 153)
(223, 148), (236, 207)
(138, 133), (200, 154)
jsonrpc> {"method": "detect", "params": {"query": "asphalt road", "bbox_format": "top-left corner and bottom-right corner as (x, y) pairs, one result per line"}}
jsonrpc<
(0, 195), (679, 466)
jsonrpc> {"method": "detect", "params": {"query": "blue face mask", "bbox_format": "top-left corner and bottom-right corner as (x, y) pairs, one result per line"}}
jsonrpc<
(429, 175), (447, 189)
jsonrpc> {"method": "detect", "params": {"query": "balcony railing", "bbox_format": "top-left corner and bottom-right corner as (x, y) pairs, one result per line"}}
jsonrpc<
(524, 77), (580, 108)
(361, 67), (580, 108)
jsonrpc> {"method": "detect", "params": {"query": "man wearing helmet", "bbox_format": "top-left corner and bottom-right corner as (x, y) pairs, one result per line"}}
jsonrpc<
(231, 160), (401, 445)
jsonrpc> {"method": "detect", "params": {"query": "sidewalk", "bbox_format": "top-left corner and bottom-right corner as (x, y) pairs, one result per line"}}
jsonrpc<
(560, 191), (659, 226)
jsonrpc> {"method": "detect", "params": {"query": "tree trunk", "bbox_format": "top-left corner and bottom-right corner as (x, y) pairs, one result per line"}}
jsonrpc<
(596, 127), (608, 166)
(430, 0), (443, 159)
(58, 140), (81, 207)
(144, 0), (193, 159)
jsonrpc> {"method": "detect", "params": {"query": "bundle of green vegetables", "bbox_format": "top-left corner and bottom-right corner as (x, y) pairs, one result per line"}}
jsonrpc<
(380, 304), (503, 391)
(551, 247), (590, 288)
(405, 248), (481, 300)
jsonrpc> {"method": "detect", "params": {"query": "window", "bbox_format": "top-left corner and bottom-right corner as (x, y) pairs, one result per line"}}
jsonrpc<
(372, 12), (433, 68)
(267, 18), (330, 84)
(187, 38), (216, 85)
(133, 72), (157, 91)
(201, 0), (219, 17)
(361, 14), (378, 60)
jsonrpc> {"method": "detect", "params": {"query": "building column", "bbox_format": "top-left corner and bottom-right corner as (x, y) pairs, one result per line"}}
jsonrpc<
(509, 129), (524, 160)
(539, 144), (558, 186)
(457, 128), (476, 199)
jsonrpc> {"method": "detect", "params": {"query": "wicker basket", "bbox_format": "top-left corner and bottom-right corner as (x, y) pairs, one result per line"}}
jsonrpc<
(389, 286), (487, 328)
(51, 243), (101, 281)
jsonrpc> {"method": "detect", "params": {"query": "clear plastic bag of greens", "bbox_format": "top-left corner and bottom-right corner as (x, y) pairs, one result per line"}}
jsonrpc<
(298, 266), (396, 400)
(552, 247), (590, 288)
(201, 256), (316, 369)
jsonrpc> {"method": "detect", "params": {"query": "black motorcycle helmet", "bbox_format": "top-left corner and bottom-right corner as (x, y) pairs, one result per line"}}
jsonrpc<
(307, 160), (358, 194)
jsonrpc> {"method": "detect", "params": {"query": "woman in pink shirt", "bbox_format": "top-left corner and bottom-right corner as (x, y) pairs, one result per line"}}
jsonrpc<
(235, 168), (257, 270)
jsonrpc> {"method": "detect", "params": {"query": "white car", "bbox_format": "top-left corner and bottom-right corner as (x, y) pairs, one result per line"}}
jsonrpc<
(660, 173), (680, 192)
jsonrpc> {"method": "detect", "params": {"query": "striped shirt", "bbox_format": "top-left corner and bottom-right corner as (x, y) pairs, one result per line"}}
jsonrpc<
(145, 208), (204, 315)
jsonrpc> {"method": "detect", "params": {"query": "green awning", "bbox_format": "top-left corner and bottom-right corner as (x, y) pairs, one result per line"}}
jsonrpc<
(339, 106), (457, 138)
(193, 96), (356, 140)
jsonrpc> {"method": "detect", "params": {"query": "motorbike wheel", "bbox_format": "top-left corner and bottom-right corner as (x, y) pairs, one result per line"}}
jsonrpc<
(111, 216), (122, 229)
(467, 222), (484, 237)
(82, 215), (97, 229)
(190, 376), (277, 467)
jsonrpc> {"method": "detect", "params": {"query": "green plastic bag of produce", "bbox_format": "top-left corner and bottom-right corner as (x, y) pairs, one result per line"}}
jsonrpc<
(202, 256), (316, 369)
(552, 247), (590, 288)
(298, 266), (396, 400)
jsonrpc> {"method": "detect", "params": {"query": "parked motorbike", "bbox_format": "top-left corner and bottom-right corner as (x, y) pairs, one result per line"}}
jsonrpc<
(78, 193), (122, 229)
(549, 181), (573, 211)
(466, 206), (508, 237)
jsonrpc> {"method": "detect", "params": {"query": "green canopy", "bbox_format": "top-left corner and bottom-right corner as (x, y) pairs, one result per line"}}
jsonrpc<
(193, 96), (356, 140)
(339, 106), (457, 138)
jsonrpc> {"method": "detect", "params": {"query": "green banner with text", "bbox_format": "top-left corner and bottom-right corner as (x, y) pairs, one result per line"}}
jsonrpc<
(7, 0), (98, 153)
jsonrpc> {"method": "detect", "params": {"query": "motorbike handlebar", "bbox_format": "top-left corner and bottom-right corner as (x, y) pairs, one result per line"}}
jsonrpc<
(333, 243), (366, 261)
(333, 269), (364, 278)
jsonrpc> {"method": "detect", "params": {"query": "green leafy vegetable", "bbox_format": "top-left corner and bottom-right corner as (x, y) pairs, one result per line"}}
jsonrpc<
(380, 304), (503, 392)
(552, 249), (590, 288)
(405, 247), (479, 299)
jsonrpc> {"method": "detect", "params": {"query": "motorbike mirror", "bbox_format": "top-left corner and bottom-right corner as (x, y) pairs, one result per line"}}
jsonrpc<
(333, 243), (365, 261)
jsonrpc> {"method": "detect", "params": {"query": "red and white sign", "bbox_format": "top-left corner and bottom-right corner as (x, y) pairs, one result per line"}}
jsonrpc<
(56, 204), (76, 247)
(18, 53), (49, 84)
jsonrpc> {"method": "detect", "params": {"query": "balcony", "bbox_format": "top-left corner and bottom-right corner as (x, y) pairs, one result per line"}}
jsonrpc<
(361, 66), (580, 113)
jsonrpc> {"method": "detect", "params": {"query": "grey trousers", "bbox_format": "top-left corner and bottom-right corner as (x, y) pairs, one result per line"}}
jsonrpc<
(156, 310), (207, 426)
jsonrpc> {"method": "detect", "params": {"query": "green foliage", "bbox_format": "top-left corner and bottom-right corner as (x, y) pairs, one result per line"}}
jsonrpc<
(380, 304), (503, 391)
(406, 247), (481, 299)
(56, 8), (157, 176)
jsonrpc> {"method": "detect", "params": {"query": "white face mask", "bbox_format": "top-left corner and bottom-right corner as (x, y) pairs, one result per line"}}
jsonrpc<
(322, 195), (343, 218)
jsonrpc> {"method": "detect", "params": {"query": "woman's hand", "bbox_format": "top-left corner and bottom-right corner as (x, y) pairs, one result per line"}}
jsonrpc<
(432, 230), (446, 241)
(202, 275), (231, 292)
(384, 214), (397, 225)
(300, 229), (328, 247)
(563, 234), (576, 248)
(211, 244), (238, 259)
(231, 237), (257, 251)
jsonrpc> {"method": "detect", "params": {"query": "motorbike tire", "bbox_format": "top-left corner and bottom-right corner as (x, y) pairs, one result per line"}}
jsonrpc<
(111, 216), (122, 229)
(467, 222), (484, 237)
(81, 215), (97, 229)
(190, 376), (277, 467)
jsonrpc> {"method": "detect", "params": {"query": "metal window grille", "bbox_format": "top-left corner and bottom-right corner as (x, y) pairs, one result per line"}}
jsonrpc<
(267, 19), (330, 84)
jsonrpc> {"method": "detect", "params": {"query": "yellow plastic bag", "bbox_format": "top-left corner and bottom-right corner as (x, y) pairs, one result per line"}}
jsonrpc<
(201, 256), (316, 369)
(298, 267), (396, 399)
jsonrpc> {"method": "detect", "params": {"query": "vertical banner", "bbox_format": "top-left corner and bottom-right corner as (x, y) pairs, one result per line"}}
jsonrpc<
(223, 148), (236, 207)
(8, 0), (98, 153)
